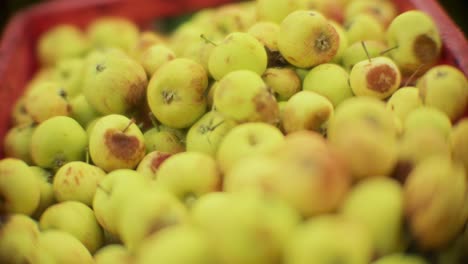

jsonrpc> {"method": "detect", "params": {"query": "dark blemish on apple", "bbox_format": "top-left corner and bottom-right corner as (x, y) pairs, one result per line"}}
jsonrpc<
(309, 12), (316, 16)
(66, 167), (73, 176)
(73, 175), (80, 185)
(366, 64), (397, 93)
(150, 153), (172, 173)
(162, 90), (177, 104)
(19, 105), (27, 114)
(58, 89), (67, 98)
(436, 70), (448, 78)
(60, 70), (70, 79)
(146, 216), (179, 237)
(105, 131), (141, 160)
(126, 80), (146, 107)
(96, 64), (106, 73)
(413, 34), (438, 64)
(248, 133), (258, 146)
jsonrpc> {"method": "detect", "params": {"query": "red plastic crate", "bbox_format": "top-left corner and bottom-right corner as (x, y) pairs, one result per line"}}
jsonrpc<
(0, 0), (467, 158)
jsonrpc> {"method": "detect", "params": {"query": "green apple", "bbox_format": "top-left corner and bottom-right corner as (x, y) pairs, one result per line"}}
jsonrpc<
(92, 169), (149, 236)
(208, 32), (267, 80)
(38, 24), (89, 66)
(118, 189), (188, 251)
(69, 94), (101, 128)
(256, 0), (304, 24)
(386, 86), (422, 123)
(39, 201), (104, 253)
(349, 56), (401, 99)
(404, 155), (467, 250)
(135, 225), (214, 264)
(417, 65), (468, 121)
(30, 166), (55, 219)
(0, 214), (40, 264)
(31, 230), (94, 264)
(30, 116), (88, 169)
(147, 58), (208, 128)
(0, 158), (40, 215)
(216, 122), (284, 172)
(186, 110), (236, 156)
(155, 152), (221, 205)
(284, 215), (373, 264)
(3, 123), (35, 164)
(23, 81), (71, 123)
(87, 17), (139, 53)
(213, 70), (279, 124)
(82, 49), (147, 115)
(191, 191), (300, 264)
(404, 106), (452, 139)
(386, 10), (442, 76)
(269, 131), (351, 217)
(341, 177), (405, 256)
(53, 161), (106, 206)
(281, 91), (334, 134)
(89, 114), (146, 172)
(94, 244), (132, 264)
(303, 63), (353, 107)
(143, 124), (185, 154)
(262, 67), (301, 101)
(344, 13), (385, 45)
(53, 58), (86, 99)
(139, 44), (176, 77)
(278, 10), (339, 68)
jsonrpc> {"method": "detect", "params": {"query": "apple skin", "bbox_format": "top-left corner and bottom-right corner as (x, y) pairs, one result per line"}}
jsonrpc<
(30, 116), (88, 169)
(89, 114), (146, 172)
(82, 49), (147, 115)
(53, 161), (107, 206)
(0, 214), (40, 264)
(3, 123), (35, 165)
(30, 230), (94, 264)
(216, 122), (284, 173)
(0, 158), (40, 215)
(94, 244), (132, 264)
(39, 201), (104, 254)
(92, 169), (150, 237)
(30, 166), (55, 219)
(155, 151), (222, 205)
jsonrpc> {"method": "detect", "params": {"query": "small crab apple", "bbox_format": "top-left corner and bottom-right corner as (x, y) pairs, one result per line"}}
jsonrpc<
(214, 70), (279, 124)
(417, 65), (468, 121)
(147, 58), (208, 129)
(82, 49), (147, 115)
(386, 10), (442, 76)
(350, 55), (401, 99)
(186, 111), (236, 157)
(208, 32), (268, 80)
(89, 114), (146, 172)
(278, 10), (339, 68)
(30, 116), (88, 169)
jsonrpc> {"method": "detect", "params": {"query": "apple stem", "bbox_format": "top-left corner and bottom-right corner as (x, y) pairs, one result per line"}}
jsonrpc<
(122, 118), (135, 133)
(200, 34), (218, 46)
(361, 41), (372, 63)
(380, 45), (399, 56)
(404, 63), (425, 87)
(210, 120), (225, 131)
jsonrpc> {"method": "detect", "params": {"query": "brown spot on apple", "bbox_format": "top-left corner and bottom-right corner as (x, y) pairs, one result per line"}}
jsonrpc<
(252, 90), (279, 124)
(125, 79), (147, 107)
(150, 153), (172, 173)
(366, 64), (397, 93)
(105, 130), (141, 160)
(146, 216), (179, 237)
(413, 34), (438, 64)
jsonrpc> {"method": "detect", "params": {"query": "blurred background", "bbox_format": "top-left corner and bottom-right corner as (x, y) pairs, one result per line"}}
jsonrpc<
(1, 0), (467, 36)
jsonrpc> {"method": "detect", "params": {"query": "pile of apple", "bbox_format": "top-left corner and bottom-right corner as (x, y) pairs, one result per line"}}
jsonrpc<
(1, 0), (468, 263)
